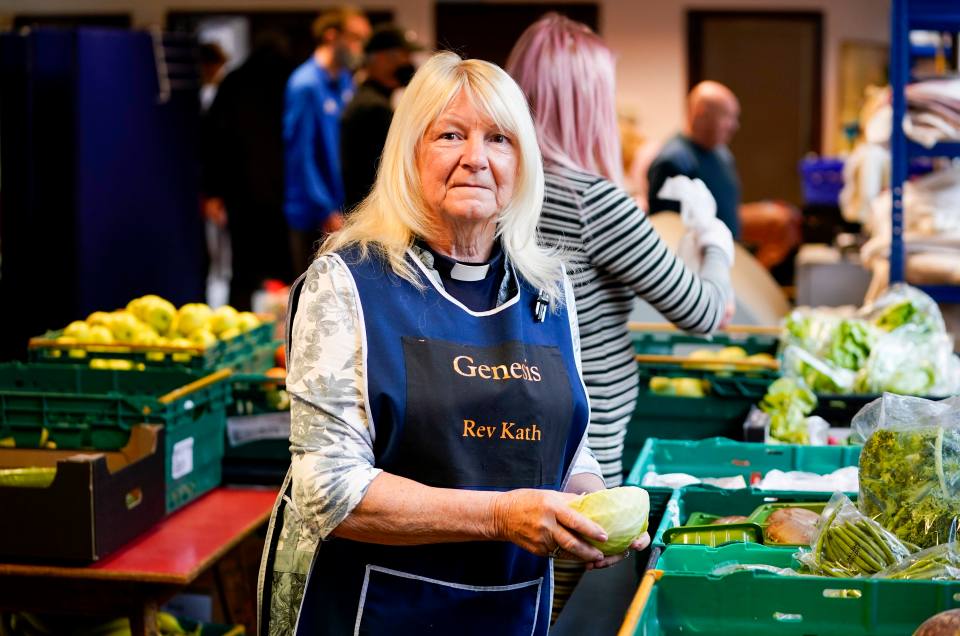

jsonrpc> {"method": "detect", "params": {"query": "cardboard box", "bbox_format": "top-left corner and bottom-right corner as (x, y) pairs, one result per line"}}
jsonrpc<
(0, 424), (165, 562)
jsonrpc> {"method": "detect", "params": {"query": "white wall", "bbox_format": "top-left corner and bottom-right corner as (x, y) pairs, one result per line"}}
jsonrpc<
(0, 0), (890, 153)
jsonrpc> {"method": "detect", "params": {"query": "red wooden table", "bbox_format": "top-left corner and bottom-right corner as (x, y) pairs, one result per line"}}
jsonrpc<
(0, 486), (277, 635)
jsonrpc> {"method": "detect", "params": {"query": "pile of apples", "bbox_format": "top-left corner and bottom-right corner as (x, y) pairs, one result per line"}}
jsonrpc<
(57, 295), (262, 351)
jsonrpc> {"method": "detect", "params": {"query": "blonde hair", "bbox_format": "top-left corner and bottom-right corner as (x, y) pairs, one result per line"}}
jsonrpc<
(323, 51), (564, 303)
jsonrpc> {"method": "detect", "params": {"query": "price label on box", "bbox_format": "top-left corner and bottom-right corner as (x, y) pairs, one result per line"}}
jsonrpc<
(171, 437), (194, 479)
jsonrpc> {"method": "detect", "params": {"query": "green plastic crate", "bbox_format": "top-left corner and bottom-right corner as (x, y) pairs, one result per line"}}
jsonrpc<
(655, 541), (799, 574)
(653, 486), (836, 550)
(626, 328), (780, 470)
(222, 373), (290, 485)
(0, 363), (230, 512)
(626, 437), (861, 532)
(630, 569), (960, 635)
(631, 329), (780, 358)
(29, 321), (279, 372)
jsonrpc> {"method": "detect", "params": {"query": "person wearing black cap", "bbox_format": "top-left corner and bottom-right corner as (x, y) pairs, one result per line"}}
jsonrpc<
(340, 24), (423, 211)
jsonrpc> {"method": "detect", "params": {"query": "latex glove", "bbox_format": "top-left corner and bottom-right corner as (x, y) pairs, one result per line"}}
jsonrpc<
(696, 216), (735, 268)
(657, 176), (717, 230)
(659, 176), (733, 268)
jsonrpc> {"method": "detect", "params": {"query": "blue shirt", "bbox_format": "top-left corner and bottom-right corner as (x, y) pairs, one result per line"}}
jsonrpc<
(282, 59), (354, 231)
(647, 133), (742, 239)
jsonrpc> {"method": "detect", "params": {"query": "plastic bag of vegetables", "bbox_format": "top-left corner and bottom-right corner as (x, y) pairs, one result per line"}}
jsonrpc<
(798, 492), (912, 577)
(873, 541), (960, 581)
(781, 345), (857, 394)
(854, 393), (960, 549)
(853, 330), (960, 396)
(858, 283), (946, 335)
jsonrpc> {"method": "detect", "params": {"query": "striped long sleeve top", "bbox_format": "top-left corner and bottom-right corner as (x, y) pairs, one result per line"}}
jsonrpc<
(539, 166), (732, 483)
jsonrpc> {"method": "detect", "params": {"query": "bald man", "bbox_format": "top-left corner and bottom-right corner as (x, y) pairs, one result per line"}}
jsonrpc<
(647, 81), (742, 237)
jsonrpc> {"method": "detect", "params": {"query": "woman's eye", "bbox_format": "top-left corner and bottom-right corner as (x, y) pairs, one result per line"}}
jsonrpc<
(490, 133), (508, 144)
(439, 132), (459, 141)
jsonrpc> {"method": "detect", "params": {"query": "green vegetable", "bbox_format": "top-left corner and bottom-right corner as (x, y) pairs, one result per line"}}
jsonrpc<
(0, 467), (56, 488)
(827, 320), (875, 371)
(811, 520), (910, 577)
(873, 299), (943, 334)
(759, 378), (817, 444)
(859, 426), (960, 549)
(880, 543), (960, 581)
(567, 486), (649, 555)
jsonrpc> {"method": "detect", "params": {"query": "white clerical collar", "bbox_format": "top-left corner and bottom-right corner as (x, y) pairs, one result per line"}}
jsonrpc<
(450, 262), (490, 282)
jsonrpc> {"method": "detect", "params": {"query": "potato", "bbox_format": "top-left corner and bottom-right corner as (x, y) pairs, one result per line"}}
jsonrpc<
(765, 507), (820, 544)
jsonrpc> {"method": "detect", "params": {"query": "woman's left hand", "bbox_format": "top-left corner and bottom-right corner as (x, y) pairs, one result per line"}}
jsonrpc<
(583, 533), (651, 571)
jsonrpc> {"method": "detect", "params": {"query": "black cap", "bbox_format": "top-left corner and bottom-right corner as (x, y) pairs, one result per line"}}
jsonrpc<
(365, 24), (424, 54)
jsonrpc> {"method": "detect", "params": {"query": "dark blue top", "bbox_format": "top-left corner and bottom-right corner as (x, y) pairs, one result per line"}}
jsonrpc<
(647, 133), (742, 239)
(282, 59), (354, 231)
(423, 242), (505, 313)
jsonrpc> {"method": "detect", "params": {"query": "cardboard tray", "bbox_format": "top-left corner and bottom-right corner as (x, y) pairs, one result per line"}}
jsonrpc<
(0, 424), (165, 562)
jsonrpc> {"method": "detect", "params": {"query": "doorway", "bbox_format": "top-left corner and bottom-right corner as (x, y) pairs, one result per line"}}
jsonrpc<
(688, 11), (823, 205)
(435, 2), (599, 68)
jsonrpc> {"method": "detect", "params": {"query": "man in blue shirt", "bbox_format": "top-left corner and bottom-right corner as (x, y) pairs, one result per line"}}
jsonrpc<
(284, 7), (371, 276)
(648, 81), (802, 271)
(647, 81), (742, 238)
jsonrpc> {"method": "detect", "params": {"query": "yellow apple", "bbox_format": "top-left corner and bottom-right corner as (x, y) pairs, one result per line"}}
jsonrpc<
(63, 321), (91, 341)
(672, 378), (708, 398)
(110, 312), (142, 342)
(236, 312), (261, 332)
(57, 336), (87, 359)
(169, 337), (196, 362)
(87, 325), (114, 344)
(190, 329), (218, 349)
(130, 327), (160, 346)
(140, 297), (176, 335)
(218, 326), (241, 341)
(208, 305), (239, 336)
(176, 303), (213, 336)
(648, 376), (675, 395)
(86, 311), (113, 328)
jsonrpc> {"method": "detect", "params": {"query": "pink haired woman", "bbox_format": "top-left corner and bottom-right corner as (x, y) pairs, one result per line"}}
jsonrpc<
(507, 14), (734, 619)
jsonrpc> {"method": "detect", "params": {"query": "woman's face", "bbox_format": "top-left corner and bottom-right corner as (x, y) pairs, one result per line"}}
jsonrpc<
(416, 90), (518, 227)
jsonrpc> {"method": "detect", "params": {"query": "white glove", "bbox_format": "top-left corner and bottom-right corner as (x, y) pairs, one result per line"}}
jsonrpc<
(658, 175), (716, 229)
(658, 176), (734, 269)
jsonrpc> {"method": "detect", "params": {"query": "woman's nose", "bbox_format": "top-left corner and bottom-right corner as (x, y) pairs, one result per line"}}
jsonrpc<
(460, 133), (489, 171)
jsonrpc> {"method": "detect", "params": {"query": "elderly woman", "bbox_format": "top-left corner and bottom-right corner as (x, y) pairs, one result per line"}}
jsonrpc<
(259, 51), (649, 636)
(506, 15), (735, 620)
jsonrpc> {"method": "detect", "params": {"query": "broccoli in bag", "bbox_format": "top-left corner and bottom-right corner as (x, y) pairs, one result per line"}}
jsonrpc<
(854, 394), (960, 549)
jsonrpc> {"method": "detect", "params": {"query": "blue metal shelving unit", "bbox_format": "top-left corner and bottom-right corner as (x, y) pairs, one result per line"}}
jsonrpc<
(890, 0), (960, 302)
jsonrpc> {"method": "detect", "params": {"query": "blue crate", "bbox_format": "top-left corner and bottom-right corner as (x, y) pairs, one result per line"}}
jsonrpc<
(799, 157), (844, 206)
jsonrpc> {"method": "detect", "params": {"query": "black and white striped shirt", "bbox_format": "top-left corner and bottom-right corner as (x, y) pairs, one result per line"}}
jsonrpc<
(540, 166), (731, 484)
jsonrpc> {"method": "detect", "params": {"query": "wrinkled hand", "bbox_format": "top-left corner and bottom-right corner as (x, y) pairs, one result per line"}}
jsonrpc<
(491, 489), (607, 563)
(322, 211), (344, 234)
(203, 197), (228, 228)
(585, 534), (651, 571)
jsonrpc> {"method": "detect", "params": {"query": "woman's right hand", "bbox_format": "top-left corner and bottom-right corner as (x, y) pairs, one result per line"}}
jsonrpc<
(489, 489), (607, 562)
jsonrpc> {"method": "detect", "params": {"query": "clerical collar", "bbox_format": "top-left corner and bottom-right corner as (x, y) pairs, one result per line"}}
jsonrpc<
(422, 241), (504, 282)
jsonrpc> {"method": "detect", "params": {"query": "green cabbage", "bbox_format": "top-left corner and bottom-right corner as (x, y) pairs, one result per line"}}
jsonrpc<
(568, 486), (649, 555)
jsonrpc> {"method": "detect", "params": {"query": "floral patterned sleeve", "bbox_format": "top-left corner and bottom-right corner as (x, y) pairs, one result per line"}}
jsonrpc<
(285, 255), (382, 547)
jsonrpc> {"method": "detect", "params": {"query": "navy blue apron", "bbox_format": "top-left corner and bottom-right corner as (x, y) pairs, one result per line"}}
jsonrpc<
(292, 248), (589, 636)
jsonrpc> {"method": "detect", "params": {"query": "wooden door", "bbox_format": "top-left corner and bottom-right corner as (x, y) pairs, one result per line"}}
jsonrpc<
(689, 11), (823, 205)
